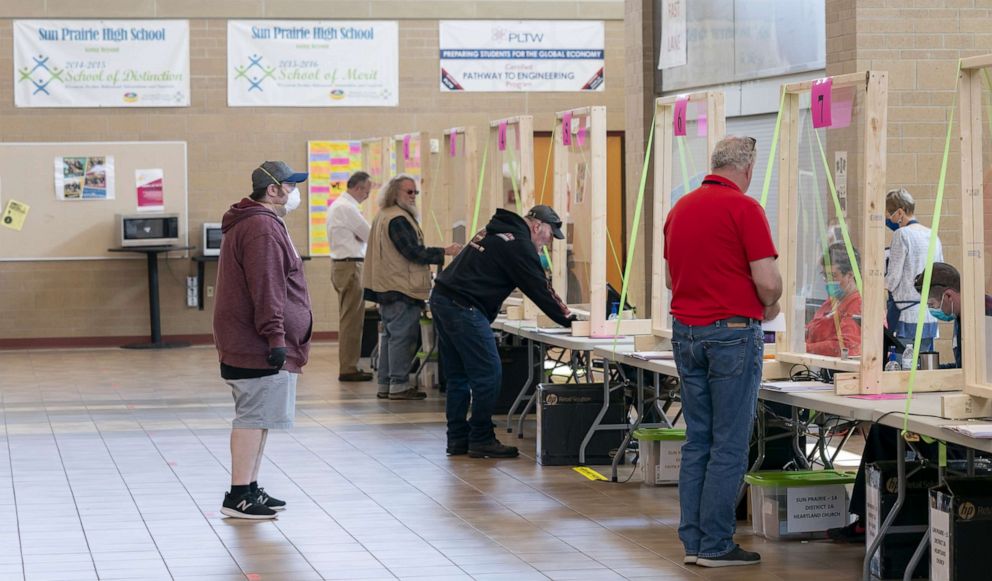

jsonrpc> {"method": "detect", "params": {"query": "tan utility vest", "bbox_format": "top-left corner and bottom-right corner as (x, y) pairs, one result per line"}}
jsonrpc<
(363, 205), (432, 300)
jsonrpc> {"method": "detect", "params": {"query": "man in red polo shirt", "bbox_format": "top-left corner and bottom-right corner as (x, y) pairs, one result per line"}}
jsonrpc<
(664, 135), (781, 568)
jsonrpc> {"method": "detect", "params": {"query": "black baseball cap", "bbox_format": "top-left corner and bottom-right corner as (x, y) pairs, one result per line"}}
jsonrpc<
(252, 161), (308, 191)
(526, 205), (565, 239)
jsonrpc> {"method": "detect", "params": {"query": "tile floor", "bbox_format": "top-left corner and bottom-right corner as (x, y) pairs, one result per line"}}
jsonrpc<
(0, 343), (865, 581)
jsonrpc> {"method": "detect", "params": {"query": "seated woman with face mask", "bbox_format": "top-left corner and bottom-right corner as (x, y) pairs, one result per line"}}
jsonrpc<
(806, 244), (862, 357)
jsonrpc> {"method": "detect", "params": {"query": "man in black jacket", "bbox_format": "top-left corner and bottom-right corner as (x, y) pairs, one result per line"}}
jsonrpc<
(431, 205), (574, 458)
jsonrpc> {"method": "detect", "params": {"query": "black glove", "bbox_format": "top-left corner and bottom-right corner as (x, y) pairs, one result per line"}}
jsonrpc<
(266, 347), (287, 370)
(566, 314), (578, 327)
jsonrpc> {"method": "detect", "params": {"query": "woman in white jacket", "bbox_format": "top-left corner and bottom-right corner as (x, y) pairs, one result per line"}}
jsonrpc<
(885, 188), (942, 352)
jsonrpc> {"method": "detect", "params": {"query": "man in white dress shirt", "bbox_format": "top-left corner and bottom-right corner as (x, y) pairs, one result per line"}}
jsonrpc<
(328, 171), (373, 382)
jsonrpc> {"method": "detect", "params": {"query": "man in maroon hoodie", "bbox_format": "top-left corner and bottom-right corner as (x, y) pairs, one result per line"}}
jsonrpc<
(214, 161), (312, 520)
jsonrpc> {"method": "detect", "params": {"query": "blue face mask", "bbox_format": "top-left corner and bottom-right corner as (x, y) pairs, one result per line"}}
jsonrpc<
(539, 253), (551, 270)
(825, 281), (844, 299)
(929, 308), (955, 322)
(885, 218), (900, 231)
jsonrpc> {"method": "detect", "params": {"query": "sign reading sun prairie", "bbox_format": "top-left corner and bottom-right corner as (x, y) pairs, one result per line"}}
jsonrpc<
(439, 21), (605, 92)
(227, 21), (399, 107)
(14, 20), (190, 108)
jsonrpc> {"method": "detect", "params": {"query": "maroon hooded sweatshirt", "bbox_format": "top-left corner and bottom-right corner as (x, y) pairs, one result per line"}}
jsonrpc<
(213, 198), (312, 373)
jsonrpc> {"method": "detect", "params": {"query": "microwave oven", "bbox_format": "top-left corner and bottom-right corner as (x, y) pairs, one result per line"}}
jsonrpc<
(118, 213), (180, 247)
(202, 222), (223, 256)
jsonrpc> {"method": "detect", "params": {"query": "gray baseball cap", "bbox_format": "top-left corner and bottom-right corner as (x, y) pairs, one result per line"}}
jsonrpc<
(526, 205), (565, 239)
(252, 161), (308, 191)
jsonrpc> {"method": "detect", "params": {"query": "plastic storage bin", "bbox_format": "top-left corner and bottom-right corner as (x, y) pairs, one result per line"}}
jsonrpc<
(633, 428), (685, 485)
(745, 470), (855, 540)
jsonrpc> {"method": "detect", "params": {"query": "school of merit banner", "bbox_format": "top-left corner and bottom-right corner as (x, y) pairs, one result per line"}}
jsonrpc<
(14, 20), (190, 108)
(228, 21), (398, 107)
(439, 21), (604, 92)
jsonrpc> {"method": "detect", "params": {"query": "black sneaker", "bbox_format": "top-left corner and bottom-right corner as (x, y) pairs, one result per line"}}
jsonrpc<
(446, 439), (468, 456)
(468, 439), (519, 459)
(221, 490), (277, 520)
(827, 518), (865, 543)
(339, 371), (374, 382)
(256, 487), (286, 511)
(696, 546), (760, 568)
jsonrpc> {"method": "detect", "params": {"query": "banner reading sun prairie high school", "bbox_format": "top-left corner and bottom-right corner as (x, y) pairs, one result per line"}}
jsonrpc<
(228, 21), (398, 107)
(14, 20), (189, 108)
(439, 21), (604, 92)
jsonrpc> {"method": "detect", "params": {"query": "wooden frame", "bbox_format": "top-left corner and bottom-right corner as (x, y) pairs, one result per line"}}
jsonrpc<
(773, 71), (950, 395)
(945, 54), (992, 415)
(642, 91), (726, 349)
(392, 132), (436, 243)
(553, 106), (651, 337)
(360, 137), (393, 225)
(441, 127), (479, 246)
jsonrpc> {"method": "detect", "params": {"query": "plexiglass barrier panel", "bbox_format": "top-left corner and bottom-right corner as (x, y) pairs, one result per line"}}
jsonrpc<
(562, 111), (594, 307)
(788, 82), (867, 361)
(444, 131), (470, 245)
(362, 139), (388, 224)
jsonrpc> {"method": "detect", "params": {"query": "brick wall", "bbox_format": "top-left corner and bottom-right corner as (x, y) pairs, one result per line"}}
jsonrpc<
(0, 2), (625, 341)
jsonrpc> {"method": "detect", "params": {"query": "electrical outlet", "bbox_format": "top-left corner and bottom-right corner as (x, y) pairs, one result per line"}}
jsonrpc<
(207, 286), (214, 298)
(429, 138), (440, 153)
(186, 276), (198, 308)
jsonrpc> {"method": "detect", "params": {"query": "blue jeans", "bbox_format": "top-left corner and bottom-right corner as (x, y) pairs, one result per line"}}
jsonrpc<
(672, 318), (763, 558)
(377, 300), (423, 394)
(429, 293), (501, 445)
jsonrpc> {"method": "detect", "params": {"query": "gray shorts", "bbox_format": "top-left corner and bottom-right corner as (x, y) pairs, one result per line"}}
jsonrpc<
(227, 371), (297, 429)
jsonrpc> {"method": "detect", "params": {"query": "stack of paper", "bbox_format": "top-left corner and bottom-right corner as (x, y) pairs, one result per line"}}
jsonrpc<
(760, 381), (834, 393)
(944, 424), (992, 439)
(630, 351), (675, 361)
(536, 327), (572, 334)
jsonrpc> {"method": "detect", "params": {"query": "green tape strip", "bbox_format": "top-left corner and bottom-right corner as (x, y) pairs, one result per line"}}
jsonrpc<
(470, 138), (490, 236)
(538, 124), (557, 206)
(504, 128), (524, 216)
(613, 109), (657, 342)
(904, 59), (960, 432)
(676, 136), (691, 199)
(813, 128), (863, 294)
(760, 90), (787, 209)
(939, 441), (947, 468)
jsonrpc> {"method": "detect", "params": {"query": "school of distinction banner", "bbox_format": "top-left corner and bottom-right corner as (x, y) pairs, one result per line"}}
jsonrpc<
(14, 20), (190, 108)
(439, 20), (604, 92)
(228, 21), (398, 107)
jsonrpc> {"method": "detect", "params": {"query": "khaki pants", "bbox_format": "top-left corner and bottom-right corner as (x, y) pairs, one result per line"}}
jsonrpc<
(331, 260), (365, 375)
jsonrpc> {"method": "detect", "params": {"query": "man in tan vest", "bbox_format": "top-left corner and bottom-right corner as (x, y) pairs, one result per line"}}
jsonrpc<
(363, 174), (461, 400)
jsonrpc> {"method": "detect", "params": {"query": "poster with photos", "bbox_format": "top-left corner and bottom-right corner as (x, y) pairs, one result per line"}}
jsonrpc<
(55, 155), (115, 200)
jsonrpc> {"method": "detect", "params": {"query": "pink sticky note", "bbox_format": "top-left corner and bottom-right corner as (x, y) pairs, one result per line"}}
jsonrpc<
(449, 130), (457, 157)
(831, 85), (854, 129)
(577, 118), (587, 147)
(811, 77), (833, 128)
(402, 134), (411, 160)
(673, 97), (688, 137)
(498, 121), (507, 151)
(562, 112), (572, 146)
(697, 112), (707, 137)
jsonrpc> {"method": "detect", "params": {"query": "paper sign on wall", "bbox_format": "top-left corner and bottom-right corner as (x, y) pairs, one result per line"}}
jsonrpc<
(658, 0), (687, 70)
(308, 140), (362, 256)
(811, 78), (833, 128)
(136, 168), (164, 212)
(673, 97), (688, 136)
(1, 200), (30, 231)
(55, 156), (115, 200)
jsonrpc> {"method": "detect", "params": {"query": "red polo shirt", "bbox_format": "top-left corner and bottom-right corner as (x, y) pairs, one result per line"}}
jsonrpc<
(663, 174), (777, 326)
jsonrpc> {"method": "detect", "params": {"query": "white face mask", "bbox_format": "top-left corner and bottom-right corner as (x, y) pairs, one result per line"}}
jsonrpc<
(284, 187), (301, 213)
